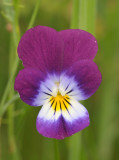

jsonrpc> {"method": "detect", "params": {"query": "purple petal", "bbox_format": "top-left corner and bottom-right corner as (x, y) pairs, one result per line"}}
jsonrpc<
(14, 68), (46, 106)
(66, 60), (102, 100)
(59, 29), (98, 69)
(18, 26), (63, 73)
(36, 98), (89, 139)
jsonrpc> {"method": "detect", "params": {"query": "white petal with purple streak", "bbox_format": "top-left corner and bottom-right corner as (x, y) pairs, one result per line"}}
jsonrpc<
(36, 73), (90, 139)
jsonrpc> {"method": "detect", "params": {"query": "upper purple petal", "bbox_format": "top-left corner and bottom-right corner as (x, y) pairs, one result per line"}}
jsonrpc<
(59, 29), (98, 69)
(18, 26), (64, 73)
(66, 60), (102, 100)
(14, 68), (46, 106)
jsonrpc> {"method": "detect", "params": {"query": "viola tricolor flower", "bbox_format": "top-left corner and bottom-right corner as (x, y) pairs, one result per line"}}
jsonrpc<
(15, 26), (101, 139)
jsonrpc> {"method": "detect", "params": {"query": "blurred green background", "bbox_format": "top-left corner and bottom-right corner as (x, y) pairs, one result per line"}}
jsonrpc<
(0, 0), (119, 160)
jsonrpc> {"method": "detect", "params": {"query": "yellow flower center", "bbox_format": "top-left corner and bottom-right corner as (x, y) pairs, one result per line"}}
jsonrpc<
(50, 93), (71, 112)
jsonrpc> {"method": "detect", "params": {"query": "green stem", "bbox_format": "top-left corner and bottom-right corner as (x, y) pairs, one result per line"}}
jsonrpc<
(27, 0), (40, 29)
(7, 31), (20, 160)
(86, 0), (97, 35)
(79, 0), (87, 30)
(69, 133), (82, 160)
(8, 99), (20, 160)
(0, 57), (19, 116)
(79, 0), (97, 34)
(69, 1), (82, 159)
(98, 58), (119, 160)
(54, 139), (60, 160)
(0, 119), (2, 160)
(0, 94), (19, 117)
(71, 0), (79, 29)
(69, 0), (97, 160)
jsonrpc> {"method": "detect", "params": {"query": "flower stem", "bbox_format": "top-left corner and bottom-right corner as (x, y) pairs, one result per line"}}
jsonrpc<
(54, 139), (60, 160)
(69, 0), (97, 160)
(79, 0), (87, 30)
(8, 99), (21, 160)
(0, 57), (19, 117)
(7, 31), (21, 160)
(27, 0), (40, 29)
(79, 0), (97, 35)
(69, 1), (82, 159)
(69, 133), (82, 160)
(0, 94), (19, 117)
(71, 0), (79, 29)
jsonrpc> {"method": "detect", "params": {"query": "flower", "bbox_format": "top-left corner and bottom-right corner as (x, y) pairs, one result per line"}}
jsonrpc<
(14, 26), (102, 139)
